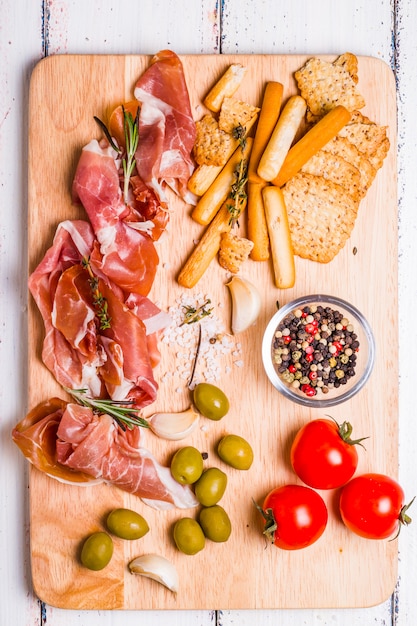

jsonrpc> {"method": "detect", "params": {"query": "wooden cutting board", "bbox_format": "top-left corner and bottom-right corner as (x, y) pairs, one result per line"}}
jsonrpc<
(27, 53), (398, 610)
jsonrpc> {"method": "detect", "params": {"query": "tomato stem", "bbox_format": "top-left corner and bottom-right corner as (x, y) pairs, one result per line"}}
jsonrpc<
(390, 496), (415, 541)
(253, 499), (277, 544)
(326, 414), (369, 449)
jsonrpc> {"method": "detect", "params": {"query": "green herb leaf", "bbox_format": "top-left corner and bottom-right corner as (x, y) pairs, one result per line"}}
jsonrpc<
(93, 116), (122, 153)
(65, 387), (149, 430)
(180, 299), (213, 326)
(226, 124), (248, 226)
(122, 106), (140, 205)
(82, 257), (112, 330)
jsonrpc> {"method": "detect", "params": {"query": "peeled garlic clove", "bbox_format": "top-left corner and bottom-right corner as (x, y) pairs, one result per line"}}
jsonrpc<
(129, 553), (179, 593)
(148, 406), (200, 440)
(226, 275), (262, 334)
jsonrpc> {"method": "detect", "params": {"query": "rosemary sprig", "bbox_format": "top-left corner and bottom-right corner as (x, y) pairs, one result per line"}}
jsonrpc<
(122, 106), (140, 204)
(93, 116), (122, 153)
(93, 108), (140, 205)
(180, 299), (213, 326)
(226, 124), (248, 226)
(64, 387), (149, 431)
(82, 257), (112, 330)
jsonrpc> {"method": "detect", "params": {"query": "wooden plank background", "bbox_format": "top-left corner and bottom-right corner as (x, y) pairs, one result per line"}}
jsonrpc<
(28, 52), (397, 611)
(3, 0), (417, 624)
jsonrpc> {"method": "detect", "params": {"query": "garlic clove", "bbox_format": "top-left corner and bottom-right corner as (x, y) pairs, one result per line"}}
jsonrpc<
(148, 406), (200, 440)
(129, 553), (179, 593)
(226, 275), (262, 334)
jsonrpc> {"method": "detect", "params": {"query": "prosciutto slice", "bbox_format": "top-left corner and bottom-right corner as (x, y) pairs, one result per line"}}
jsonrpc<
(29, 220), (169, 406)
(12, 399), (198, 509)
(72, 139), (160, 297)
(134, 49), (197, 204)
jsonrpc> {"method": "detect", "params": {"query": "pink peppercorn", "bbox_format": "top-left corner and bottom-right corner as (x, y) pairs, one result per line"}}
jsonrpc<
(301, 384), (316, 397)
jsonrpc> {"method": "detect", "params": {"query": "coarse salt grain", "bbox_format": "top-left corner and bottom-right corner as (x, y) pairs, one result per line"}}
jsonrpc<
(160, 292), (242, 386)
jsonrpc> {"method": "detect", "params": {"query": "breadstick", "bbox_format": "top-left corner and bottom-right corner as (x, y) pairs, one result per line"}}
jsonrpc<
(247, 181), (270, 261)
(248, 81), (283, 184)
(272, 105), (352, 187)
(178, 198), (247, 289)
(204, 64), (247, 112)
(262, 185), (295, 289)
(257, 95), (306, 182)
(191, 138), (253, 226)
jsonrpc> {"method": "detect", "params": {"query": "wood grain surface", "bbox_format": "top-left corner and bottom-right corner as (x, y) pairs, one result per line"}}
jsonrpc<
(27, 53), (397, 610)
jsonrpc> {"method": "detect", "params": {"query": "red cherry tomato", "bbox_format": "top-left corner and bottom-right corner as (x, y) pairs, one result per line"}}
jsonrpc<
(255, 485), (328, 550)
(339, 473), (414, 540)
(290, 418), (367, 489)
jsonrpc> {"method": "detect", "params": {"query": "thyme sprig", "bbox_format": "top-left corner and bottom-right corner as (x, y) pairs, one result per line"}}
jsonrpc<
(82, 257), (112, 330)
(65, 387), (149, 431)
(180, 299), (213, 326)
(226, 124), (248, 226)
(122, 106), (140, 204)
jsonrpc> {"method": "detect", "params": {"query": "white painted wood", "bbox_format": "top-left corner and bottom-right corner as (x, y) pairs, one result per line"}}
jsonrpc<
(1, 0), (416, 624)
(0, 3), (47, 626)
(44, 0), (220, 55)
(221, 0), (394, 57)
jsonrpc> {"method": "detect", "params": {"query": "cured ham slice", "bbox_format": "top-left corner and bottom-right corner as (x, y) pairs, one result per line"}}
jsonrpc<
(12, 399), (198, 509)
(29, 220), (170, 406)
(134, 49), (197, 204)
(72, 139), (160, 297)
(28, 219), (95, 320)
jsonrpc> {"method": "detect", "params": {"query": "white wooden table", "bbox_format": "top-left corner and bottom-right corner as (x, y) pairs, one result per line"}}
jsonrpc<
(1, 1), (416, 624)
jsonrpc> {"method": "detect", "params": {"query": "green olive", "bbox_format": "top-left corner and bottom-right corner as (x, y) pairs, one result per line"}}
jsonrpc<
(170, 446), (204, 484)
(217, 434), (254, 470)
(173, 517), (205, 555)
(194, 467), (227, 506)
(193, 383), (230, 421)
(106, 508), (149, 540)
(199, 505), (232, 542)
(80, 532), (113, 571)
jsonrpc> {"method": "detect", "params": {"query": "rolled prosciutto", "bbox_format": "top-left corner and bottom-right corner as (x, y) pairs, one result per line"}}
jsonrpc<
(12, 398), (198, 510)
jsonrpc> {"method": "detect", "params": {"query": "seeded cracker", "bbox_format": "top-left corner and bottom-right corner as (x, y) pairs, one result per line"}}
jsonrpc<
(218, 231), (254, 274)
(282, 172), (359, 263)
(333, 52), (360, 83)
(300, 150), (362, 202)
(193, 114), (234, 166)
(218, 97), (260, 134)
(321, 135), (377, 197)
(338, 111), (390, 170)
(295, 55), (366, 123)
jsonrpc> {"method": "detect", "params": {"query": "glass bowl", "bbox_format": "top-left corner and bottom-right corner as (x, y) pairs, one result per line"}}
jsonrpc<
(261, 294), (375, 408)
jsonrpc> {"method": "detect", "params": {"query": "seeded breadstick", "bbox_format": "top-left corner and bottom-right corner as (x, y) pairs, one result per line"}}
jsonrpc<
(257, 95), (307, 182)
(272, 105), (352, 187)
(204, 64), (247, 112)
(248, 81), (284, 184)
(262, 185), (295, 289)
(247, 181), (270, 261)
(178, 198), (247, 289)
